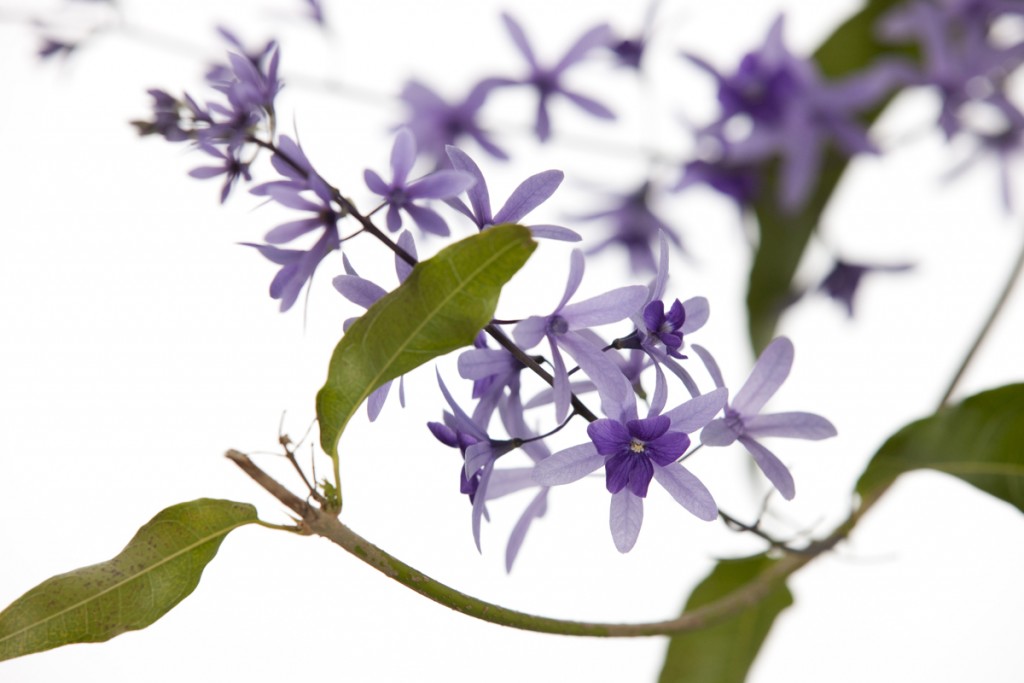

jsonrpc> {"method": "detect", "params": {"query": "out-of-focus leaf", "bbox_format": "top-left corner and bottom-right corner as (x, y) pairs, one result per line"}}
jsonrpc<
(747, 0), (913, 352)
(0, 499), (257, 661)
(317, 224), (536, 456)
(857, 384), (1024, 512)
(658, 555), (793, 683)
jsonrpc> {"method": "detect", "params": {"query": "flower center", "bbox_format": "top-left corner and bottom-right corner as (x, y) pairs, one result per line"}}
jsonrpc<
(629, 439), (646, 454)
(547, 315), (569, 335)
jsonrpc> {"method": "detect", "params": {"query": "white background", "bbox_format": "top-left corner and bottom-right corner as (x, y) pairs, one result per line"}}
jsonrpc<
(1, 1), (1022, 681)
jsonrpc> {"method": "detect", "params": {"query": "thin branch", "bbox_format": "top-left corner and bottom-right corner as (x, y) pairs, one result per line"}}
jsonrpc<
(938, 229), (1024, 408)
(227, 449), (837, 637)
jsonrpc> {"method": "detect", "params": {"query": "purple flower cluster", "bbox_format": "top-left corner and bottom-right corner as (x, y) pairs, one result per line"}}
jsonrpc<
(680, 16), (910, 211)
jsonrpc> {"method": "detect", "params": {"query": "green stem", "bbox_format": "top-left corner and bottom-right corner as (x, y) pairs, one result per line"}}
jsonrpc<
(226, 450), (827, 637)
(937, 230), (1024, 408)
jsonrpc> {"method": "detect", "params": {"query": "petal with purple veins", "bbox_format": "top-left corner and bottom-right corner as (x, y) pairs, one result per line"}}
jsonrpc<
(738, 435), (795, 500)
(533, 442), (604, 486)
(609, 489), (644, 553)
(652, 463), (718, 520)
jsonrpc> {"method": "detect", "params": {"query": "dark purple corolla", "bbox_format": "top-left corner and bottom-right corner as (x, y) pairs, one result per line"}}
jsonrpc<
(534, 389), (726, 552)
(364, 128), (475, 236)
(694, 337), (837, 500)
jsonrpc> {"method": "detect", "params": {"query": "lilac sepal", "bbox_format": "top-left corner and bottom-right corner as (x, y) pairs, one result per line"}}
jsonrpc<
(485, 468), (538, 499)
(662, 387), (728, 433)
(610, 489), (644, 553)
(332, 275), (387, 308)
(739, 436), (795, 500)
(651, 465), (717, 521)
(445, 146), (574, 239)
(504, 488), (548, 572)
(744, 412), (838, 439)
(532, 443), (604, 486)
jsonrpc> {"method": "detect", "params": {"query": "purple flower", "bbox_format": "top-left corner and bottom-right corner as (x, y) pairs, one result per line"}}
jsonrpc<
(534, 389), (725, 552)
(38, 38), (77, 60)
(513, 250), (648, 422)
(188, 142), (252, 203)
(494, 13), (616, 141)
(364, 128), (475, 236)
(457, 333), (526, 425)
(247, 135), (343, 310)
(429, 372), (519, 551)
(694, 337), (837, 500)
(685, 16), (911, 211)
(818, 258), (912, 317)
(581, 182), (683, 272)
(243, 229), (339, 312)
(398, 80), (507, 163)
(445, 146), (578, 241)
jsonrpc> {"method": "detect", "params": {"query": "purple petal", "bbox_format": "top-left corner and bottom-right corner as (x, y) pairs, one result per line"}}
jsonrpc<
(627, 415), (670, 442)
(458, 348), (514, 380)
(555, 249), (586, 313)
(404, 203), (450, 236)
(407, 170), (476, 200)
(527, 224), (581, 241)
(663, 388), (728, 433)
(512, 316), (548, 349)
(367, 380), (392, 421)
(386, 204), (403, 232)
(645, 431), (690, 467)
(549, 338), (572, 423)
(533, 442), (604, 485)
(559, 332), (632, 413)
(395, 230), (417, 282)
(446, 146), (492, 223)
(332, 274), (387, 308)
(744, 412), (837, 440)
(691, 344), (726, 389)
(561, 285), (649, 328)
(700, 418), (739, 447)
(390, 127), (417, 185)
(561, 90), (616, 119)
(732, 337), (794, 416)
(554, 23), (616, 73)
(652, 464), (718, 520)
(739, 436), (795, 500)
(501, 13), (539, 70)
(609, 489), (643, 553)
(264, 217), (324, 244)
(485, 467), (538, 500)
(681, 297), (710, 334)
(587, 418), (631, 455)
(465, 440), (495, 476)
(189, 166), (225, 179)
(505, 488), (548, 572)
(364, 168), (391, 196)
(493, 170), (564, 224)
(471, 462), (494, 552)
(435, 370), (487, 440)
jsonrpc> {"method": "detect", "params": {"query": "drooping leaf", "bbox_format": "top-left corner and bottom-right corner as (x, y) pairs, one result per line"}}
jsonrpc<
(856, 383), (1024, 512)
(658, 555), (793, 683)
(747, 0), (912, 352)
(0, 498), (257, 661)
(317, 224), (536, 456)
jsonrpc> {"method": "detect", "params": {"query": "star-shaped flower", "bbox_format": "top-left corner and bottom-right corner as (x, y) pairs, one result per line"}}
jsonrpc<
(694, 337), (837, 500)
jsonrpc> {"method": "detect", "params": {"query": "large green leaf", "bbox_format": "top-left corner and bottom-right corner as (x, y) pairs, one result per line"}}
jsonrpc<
(317, 224), (536, 456)
(747, 0), (911, 352)
(658, 555), (793, 683)
(0, 499), (256, 661)
(856, 384), (1024, 512)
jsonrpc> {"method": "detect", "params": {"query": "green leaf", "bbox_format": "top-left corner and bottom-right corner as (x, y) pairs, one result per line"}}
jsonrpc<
(0, 498), (257, 661)
(747, 0), (912, 352)
(856, 384), (1024, 512)
(317, 224), (536, 456)
(658, 555), (793, 683)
